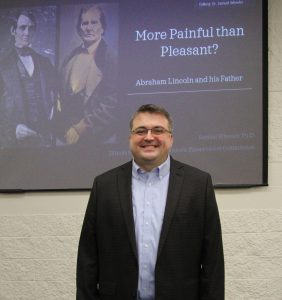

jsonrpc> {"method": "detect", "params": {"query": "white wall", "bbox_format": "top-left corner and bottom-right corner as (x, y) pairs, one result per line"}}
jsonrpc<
(0, 1), (282, 299)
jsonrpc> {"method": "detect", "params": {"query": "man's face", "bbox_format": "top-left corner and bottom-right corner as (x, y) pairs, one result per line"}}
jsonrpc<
(129, 112), (173, 171)
(80, 8), (104, 45)
(11, 14), (35, 48)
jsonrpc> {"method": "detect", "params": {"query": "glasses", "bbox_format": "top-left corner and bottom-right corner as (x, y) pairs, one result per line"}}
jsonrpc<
(131, 126), (172, 136)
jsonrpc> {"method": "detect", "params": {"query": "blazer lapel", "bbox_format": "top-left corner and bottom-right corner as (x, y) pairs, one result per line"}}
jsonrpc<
(157, 158), (184, 258)
(117, 162), (138, 260)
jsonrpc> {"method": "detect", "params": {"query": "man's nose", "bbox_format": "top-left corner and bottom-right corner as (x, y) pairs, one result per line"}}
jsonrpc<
(23, 27), (30, 35)
(86, 23), (94, 30)
(144, 129), (154, 140)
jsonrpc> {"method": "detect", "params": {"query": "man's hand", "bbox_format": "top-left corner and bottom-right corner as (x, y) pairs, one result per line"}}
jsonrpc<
(65, 118), (88, 145)
(65, 127), (80, 145)
(16, 124), (37, 140)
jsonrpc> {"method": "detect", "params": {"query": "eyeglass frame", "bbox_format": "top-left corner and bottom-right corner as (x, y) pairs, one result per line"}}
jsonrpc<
(130, 126), (172, 136)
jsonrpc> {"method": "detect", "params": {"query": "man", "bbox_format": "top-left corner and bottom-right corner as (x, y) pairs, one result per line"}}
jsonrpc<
(0, 10), (57, 148)
(77, 104), (224, 300)
(60, 5), (117, 145)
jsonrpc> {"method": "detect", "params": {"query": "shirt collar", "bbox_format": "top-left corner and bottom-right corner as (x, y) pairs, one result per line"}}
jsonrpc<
(82, 38), (101, 54)
(132, 156), (170, 180)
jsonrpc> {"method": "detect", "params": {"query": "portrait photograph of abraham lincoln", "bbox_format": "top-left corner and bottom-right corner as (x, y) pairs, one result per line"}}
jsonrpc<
(0, 7), (57, 149)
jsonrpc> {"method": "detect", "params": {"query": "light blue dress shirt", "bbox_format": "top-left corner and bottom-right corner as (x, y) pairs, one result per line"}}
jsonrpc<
(132, 157), (170, 300)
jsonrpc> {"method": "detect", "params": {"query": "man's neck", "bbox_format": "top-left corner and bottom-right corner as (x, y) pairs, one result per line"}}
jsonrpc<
(83, 38), (101, 54)
(133, 156), (170, 172)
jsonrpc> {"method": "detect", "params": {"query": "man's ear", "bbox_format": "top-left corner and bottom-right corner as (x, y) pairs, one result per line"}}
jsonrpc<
(10, 26), (16, 36)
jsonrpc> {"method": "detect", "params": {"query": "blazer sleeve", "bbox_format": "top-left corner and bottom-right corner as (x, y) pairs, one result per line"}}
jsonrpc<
(76, 179), (99, 300)
(200, 175), (225, 300)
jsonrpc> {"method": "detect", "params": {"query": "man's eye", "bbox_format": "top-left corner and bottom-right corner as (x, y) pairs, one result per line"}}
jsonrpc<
(152, 128), (164, 135)
(135, 129), (147, 135)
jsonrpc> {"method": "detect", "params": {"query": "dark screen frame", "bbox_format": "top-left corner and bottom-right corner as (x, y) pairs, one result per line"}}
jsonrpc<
(0, 0), (268, 192)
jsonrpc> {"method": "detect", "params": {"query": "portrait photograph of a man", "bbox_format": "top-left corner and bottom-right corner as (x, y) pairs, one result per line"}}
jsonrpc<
(0, 7), (57, 149)
(57, 3), (119, 147)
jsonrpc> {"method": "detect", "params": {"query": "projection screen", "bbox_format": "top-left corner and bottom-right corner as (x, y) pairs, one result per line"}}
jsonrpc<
(0, 0), (268, 191)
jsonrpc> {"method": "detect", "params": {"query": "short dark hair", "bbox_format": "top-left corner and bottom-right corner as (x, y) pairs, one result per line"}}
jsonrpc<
(76, 5), (106, 36)
(10, 10), (37, 32)
(130, 104), (173, 132)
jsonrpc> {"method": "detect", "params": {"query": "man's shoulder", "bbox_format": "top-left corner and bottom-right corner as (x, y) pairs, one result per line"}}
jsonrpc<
(171, 157), (211, 180)
(0, 49), (16, 69)
(31, 49), (52, 64)
(61, 45), (82, 67)
(95, 161), (132, 181)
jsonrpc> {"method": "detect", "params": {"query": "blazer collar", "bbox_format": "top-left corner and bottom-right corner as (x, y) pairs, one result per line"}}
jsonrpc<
(157, 157), (185, 258)
(117, 161), (138, 260)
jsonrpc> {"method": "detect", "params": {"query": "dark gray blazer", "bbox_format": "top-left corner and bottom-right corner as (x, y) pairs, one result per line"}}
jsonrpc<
(77, 157), (224, 300)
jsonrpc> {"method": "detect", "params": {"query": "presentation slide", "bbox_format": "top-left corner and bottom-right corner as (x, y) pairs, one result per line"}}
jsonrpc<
(0, 0), (267, 190)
